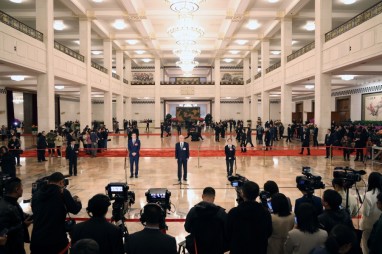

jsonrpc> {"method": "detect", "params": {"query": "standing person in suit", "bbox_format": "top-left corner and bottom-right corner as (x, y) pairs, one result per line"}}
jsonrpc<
(8, 135), (22, 166)
(37, 131), (47, 162)
(215, 124), (220, 142)
(160, 123), (164, 138)
(128, 133), (140, 178)
(264, 128), (271, 151)
(299, 126), (311, 155)
(177, 123), (181, 136)
(324, 129), (334, 159)
(175, 135), (189, 183)
(145, 121), (149, 132)
(313, 124), (319, 147)
(246, 126), (254, 147)
(286, 124), (292, 142)
(67, 140), (79, 176)
(225, 138), (235, 177)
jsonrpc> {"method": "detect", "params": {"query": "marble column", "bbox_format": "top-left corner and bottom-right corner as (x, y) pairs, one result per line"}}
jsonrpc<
(124, 58), (132, 120)
(103, 91), (112, 129)
(251, 94), (258, 124)
(116, 94), (124, 125)
(261, 40), (270, 71)
(214, 59), (221, 122)
(115, 51), (124, 123)
(36, 0), (55, 131)
(79, 18), (92, 128)
(261, 91), (270, 123)
(261, 40), (270, 123)
(243, 57), (250, 121)
(250, 51), (259, 123)
(0, 87), (7, 125)
(103, 40), (113, 129)
(154, 58), (161, 128)
(315, 0), (332, 142)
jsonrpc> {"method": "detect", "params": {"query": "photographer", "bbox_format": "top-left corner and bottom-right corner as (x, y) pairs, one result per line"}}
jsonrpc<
(71, 194), (124, 254)
(0, 177), (32, 254)
(294, 186), (323, 216)
(226, 181), (272, 254)
(31, 172), (82, 254)
(332, 178), (358, 217)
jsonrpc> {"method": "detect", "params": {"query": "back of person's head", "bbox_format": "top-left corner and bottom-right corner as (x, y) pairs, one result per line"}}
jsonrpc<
(202, 187), (215, 197)
(332, 178), (344, 189)
(4, 177), (22, 195)
(296, 203), (319, 234)
(242, 181), (259, 201)
(264, 180), (279, 196)
(48, 172), (65, 183)
(71, 239), (99, 254)
(323, 189), (342, 210)
(271, 193), (291, 217)
(367, 172), (382, 193)
(87, 194), (111, 217)
(141, 203), (164, 225)
(325, 224), (356, 254)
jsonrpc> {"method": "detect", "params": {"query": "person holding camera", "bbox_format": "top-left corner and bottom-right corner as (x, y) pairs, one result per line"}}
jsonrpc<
(70, 194), (124, 254)
(31, 172), (82, 254)
(125, 203), (177, 254)
(0, 177), (32, 254)
(226, 181), (272, 254)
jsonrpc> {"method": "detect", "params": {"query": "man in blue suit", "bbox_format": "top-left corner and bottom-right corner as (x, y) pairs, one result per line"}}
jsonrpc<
(175, 135), (189, 183)
(128, 133), (140, 178)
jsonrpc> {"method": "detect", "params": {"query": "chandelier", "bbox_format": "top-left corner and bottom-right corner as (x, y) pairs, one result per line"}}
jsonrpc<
(176, 60), (199, 72)
(167, 14), (204, 45)
(173, 48), (201, 61)
(165, 0), (205, 13)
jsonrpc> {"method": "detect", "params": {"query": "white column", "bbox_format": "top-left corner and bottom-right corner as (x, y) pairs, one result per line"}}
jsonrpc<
(115, 51), (124, 123)
(214, 59), (221, 122)
(0, 88), (7, 125)
(116, 51), (123, 80)
(251, 94), (258, 123)
(103, 40), (113, 128)
(315, 0), (332, 142)
(103, 91), (112, 129)
(243, 97), (249, 122)
(261, 91), (270, 123)
(261, 40), (270, 71)
(116, 94), (124, 124)
(125, 97), (131, 120)
(243, 57), (250, 82)
(281, 18), (293, 125)
(124, 58), (132, 120)
(79, 18), (92, 127)
(261, 40), (270, 123)
(154, 58), (161, 128)
(36, 0), (55, 132)
(251, 51), (259, 80)
(243, 57), (250, 121)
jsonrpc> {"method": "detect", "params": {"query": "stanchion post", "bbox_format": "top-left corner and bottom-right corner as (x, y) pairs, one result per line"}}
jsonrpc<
(197, 142), (202, 168)
(330, 145), (333, 166)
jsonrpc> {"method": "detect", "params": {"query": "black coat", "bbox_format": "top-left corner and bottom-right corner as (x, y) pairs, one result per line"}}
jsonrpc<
(225, 145), (236, 160)
(31, 185), (82, 251)
(318, 209), (354, 234)
(126, 228), (177, 254)
(302, 129), (310, 147)
(324, 133), (335, 146)
(71, 217), (124, 254)
(36, 135), (47, 149)
(0, 153), (16, 177)
(226, 201), (272, 254)
(67, 145), (79, 159)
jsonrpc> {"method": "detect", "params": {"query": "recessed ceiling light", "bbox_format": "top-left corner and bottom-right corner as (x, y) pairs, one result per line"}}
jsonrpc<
(340, 75), (355, 81)
(135, 50), (146, 54)
(305, 84), (314, 89)
(10, 75), (25, 81)
(92, 0), (103, 2)
(55, 85), (65, 90)
(257, 67), (261, 72)
(9, 0), (23, 3)
(74, 40), (80, 45)
(91, 50), (102, 55)
(112, 69), (116, 73)
(113, 19), (127, 30)
(341, 0), (356, 4)
(126, 40), (139, 45)
(271, 50), (281, 55)
(246, 20), (260, 30)
(304, 21), (315, 31)
(223, 58), (234, 63)
(142, 59), (151, 63)
(53, 20), (66, 31)
(236, 40), (248, 45)
(230, 50), (240, 54)
(292, 40), (298, 45)
(268, 0), (279, 3)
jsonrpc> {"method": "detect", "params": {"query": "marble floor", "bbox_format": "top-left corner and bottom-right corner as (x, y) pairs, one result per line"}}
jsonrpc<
(2, 127), (382, 252)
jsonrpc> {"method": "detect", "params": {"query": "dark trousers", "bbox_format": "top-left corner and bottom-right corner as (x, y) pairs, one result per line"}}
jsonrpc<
(257, 135), (263, 144)
(326, 146), (333, 158)
(286, 135), (292, 142)
(48, 143), (55, 155)
(37, 149), (45, 161)
(215, 134), (219, 142)
(246, 139), (254, 147)
(355, 148), (364, 161)
(177, 130), (181, 135)
(343, 148), (350, 160)
(12, 152), (20, 165)
(69, 157), (77, 175)
(130, 156), (139, 176)
(226, 159), (234, 176)
(300, 147), (311, 155)
(177, 158), (188, 181)
(56, 146), (62, 157)
(313, 136), (318, 147)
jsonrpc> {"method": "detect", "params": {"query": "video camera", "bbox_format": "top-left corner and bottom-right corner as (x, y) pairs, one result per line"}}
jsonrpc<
(32, 176), (69, 195)
(296, 167), (325, 195)
(145, 188), (171, 212)
(228, 174), (248, 188)
(333, 167), (365, 188)
(0, 173), (12, 198)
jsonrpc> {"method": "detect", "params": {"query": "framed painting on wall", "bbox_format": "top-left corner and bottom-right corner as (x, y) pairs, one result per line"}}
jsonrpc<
(362, 92), (382, 120)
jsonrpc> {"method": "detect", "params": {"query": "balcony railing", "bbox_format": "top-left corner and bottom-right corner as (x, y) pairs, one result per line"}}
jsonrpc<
(131, 81), (155, 85)
(0, 10), (43, 42)
(220, 80), (244, 85)
(123, 79), (129, 84)
(325, 1), (382, 42)
(54, 41), (84, 62)
(112, 73), (120, 80)
(265, 61), (281, 74)
(246, 78), (251, 84)
(91, 62), (108, 74)
(254, 72), (262, 80)
(160, 81), (215, 85)
(287, 41), (315, 62)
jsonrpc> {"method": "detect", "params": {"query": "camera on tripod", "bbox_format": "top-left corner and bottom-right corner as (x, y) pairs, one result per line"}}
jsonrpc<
(145, 188), (171, 212)
(333, 167), (365, 188)
(32, 176), (70, 195)
(296, 167), (325, 195)
(228, 174), (248, 188)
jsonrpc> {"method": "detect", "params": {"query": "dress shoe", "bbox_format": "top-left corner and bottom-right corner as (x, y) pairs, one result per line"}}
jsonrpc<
(325, 156), (329, 158)
(183, 178), (187, 181)
(130, 175), (134, 178)
(135, 175), (138, 178)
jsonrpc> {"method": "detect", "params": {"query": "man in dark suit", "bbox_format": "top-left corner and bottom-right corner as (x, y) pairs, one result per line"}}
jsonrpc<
(324, 129), (334, 158)
(299, 126), (311, 155)
(286, 124), (292, 142)
(126, 204), (177, 254)
(67, 140), (79, 176)
(128, 133), (140, 178)
(246, 126), (254, 147)
(224, 138), (235, 177)
(175, 135), (189, 182)
(313, 124), (319, 147)
(37, 131), (47, 162)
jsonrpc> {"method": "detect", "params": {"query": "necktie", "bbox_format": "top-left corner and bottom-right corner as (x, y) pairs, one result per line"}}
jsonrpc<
(71, 145), (74, 149)
(181, 142), (183, 148)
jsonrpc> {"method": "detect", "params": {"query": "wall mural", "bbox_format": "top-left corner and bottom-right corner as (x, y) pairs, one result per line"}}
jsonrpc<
(362, 92), (382, 120)
(132, 72), (154, 82)
(176, 107), (200, 122)
(221, 72), (243, 82)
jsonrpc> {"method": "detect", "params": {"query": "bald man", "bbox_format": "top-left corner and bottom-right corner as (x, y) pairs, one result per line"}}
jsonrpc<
(175, 135), (190, 182)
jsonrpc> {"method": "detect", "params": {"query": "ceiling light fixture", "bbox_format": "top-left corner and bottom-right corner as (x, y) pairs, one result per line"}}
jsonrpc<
(53, 20), (66, 31)
(10, 0), (23, 3)
(236, 40), (248, 45)
(246, 20), (260, 30)
(10, 75), (25, 81)
(91, 50), (102, 55)
(165, 0), (205, 13)
(304, 21), (315, 31)
(74, 40), (80, 45)
(223, 58), (234, 63)
(341, 0), (356, 4)
(126, 39), (139, 45)
(292, 40), (298, 45)
(305, 84), (314, 89)
(142, 59), (152, 63)
(340, 75), (355, 81)
(176, 60), (199, 72)
(113, 19), (127, 30)
(173, 48), (201, 61)
(271, 50), (281, 55)
(168, 14), (204, 45)
(55, 85), (65, 90)
(230, 50), (240, 54)
(135, 50), (146, 54)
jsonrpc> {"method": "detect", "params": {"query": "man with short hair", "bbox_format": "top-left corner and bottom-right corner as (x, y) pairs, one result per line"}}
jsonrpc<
(0, 177), (32, 254)
(31, 172), (82, 254)
(67, 140), (79, 176)
(128, 133), (141, 178)
(175, 135), (189, 182)
(71, 194), (124, 254)
(226, 181), (272, 254)
(184, 187), (228, 254)
(125, 204), (177, 254)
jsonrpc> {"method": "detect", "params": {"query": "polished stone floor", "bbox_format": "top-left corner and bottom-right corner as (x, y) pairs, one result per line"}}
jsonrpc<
(2, 127), (381, 251)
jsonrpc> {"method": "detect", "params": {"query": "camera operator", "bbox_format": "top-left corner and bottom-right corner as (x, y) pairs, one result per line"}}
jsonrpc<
(0, 147), (16, 178)
(332, 178), (358, 217)
(294, 186), (323, 216)
(226, 181), (272, 254)
(71, 239), (99, 254)
(184, 187), (228, 254)
(70, 194), (124, 254)
(125, 203), (177, 254)
(31, 172), (82, 254)
(0, 177), (32, 254)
